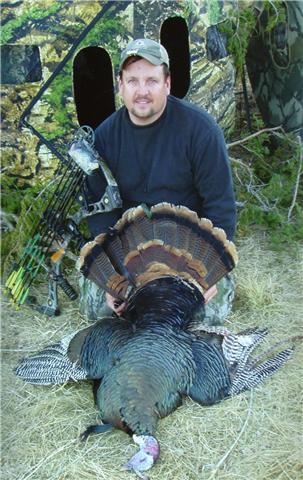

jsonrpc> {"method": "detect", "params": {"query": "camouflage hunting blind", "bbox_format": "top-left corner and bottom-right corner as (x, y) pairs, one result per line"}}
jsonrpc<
(1, 0), (237, 187)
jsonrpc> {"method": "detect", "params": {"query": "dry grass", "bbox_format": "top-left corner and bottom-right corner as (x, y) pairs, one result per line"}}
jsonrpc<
(1, 232), (303, 480)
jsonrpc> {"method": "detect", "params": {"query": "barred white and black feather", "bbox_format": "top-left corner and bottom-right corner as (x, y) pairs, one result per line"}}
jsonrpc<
(229, 347), (294, 396)
(222, 327), (268, 368)
(14, 332), (88, 385)
(187, 323), (295, 398)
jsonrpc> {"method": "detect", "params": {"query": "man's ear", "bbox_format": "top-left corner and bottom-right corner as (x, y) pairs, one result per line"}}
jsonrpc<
(165, 75), (171, 95)
(117, 75), (123, 95)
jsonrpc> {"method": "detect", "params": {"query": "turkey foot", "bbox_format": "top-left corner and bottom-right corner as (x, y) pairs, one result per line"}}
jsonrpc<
(80, 423), (113, 441)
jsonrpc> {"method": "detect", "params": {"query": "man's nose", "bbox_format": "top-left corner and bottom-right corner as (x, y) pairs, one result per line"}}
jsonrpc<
(136, 82), (150, 95)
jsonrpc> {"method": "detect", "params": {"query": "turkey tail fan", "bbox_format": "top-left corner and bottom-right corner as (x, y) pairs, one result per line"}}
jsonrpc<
(79, 203), (238, 300)
(14, 332), (88, 385)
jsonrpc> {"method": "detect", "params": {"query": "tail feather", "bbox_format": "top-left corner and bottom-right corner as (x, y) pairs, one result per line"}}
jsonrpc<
(118, 208), (150, 253)
(116, 205), (160, 254)
(14, 332), (87, 385)
(98, 230), (126, 276)
(153, 217), (179, 249)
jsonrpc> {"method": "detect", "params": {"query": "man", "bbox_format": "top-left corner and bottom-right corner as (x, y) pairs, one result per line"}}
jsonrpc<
(80, 38), (236, 324)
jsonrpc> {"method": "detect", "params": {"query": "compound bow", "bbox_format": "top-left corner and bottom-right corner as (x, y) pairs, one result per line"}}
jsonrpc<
(5, 126), (122, 315)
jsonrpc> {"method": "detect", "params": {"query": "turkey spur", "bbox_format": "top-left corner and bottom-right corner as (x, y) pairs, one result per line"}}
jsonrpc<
(15, 203), (293, 478)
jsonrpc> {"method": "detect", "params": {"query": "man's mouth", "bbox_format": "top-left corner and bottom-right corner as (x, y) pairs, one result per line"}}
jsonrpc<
(135, 98), (151, 104)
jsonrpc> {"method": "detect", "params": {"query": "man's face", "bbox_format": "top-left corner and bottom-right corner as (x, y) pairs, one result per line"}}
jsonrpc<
(118, 58), (171, 126)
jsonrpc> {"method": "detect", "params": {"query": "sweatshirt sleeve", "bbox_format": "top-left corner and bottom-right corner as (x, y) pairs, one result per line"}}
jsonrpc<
(191, 125), (236, 240)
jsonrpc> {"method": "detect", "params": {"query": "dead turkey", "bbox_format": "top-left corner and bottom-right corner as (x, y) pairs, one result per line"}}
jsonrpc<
(15, 203), (293, 478)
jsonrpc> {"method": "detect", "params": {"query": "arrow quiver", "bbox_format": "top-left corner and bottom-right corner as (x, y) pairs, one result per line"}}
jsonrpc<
(5, 126), (122, 315)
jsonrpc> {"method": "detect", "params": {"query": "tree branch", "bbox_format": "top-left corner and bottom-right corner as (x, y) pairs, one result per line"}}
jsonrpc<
(287, 135), (303, 222)
(227, 125), (283, 148)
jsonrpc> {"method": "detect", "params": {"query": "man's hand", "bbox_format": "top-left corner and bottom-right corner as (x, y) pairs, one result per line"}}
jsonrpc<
(106, 293), (127, 316)
(203, 285), (218, 304)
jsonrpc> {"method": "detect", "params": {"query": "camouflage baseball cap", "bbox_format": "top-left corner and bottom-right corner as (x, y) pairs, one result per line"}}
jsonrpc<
(119, 38), (170, 71)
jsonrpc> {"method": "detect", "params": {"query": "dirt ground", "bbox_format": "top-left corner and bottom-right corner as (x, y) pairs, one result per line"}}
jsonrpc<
(1, 232), (302, 480)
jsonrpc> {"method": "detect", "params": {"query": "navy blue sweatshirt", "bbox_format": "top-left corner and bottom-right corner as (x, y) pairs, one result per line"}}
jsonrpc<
(86, 95), (236, 239)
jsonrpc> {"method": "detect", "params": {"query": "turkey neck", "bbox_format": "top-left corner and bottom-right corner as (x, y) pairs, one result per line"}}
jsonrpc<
(125, 277), (204, 329)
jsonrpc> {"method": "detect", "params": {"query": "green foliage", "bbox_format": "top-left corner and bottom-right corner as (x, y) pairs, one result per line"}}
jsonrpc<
(220, 1), (300, 247)
(1, 171), (88, 273)
(218, 4), (257, 76)
(1, 176), (49, 268)
(263, 0), (286, 32)
(1, 176), (43, 216)
(233, 129), (303, 247)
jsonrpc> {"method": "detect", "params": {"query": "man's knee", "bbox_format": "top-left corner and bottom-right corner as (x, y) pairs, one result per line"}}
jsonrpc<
(194, 274), (235, 326)
(79, 276), (111, 320)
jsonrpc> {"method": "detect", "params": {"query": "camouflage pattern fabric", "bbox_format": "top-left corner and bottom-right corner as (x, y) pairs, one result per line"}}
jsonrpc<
(1, 0), (236, 190)
(192, 274), (235, 327)
(246, 1), (303, 135)
(79, 274), (235, 326)
(79, 276), (112, 320)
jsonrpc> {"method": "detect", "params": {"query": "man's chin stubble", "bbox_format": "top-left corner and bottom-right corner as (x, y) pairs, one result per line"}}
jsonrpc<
(131, 107), (155, 119)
